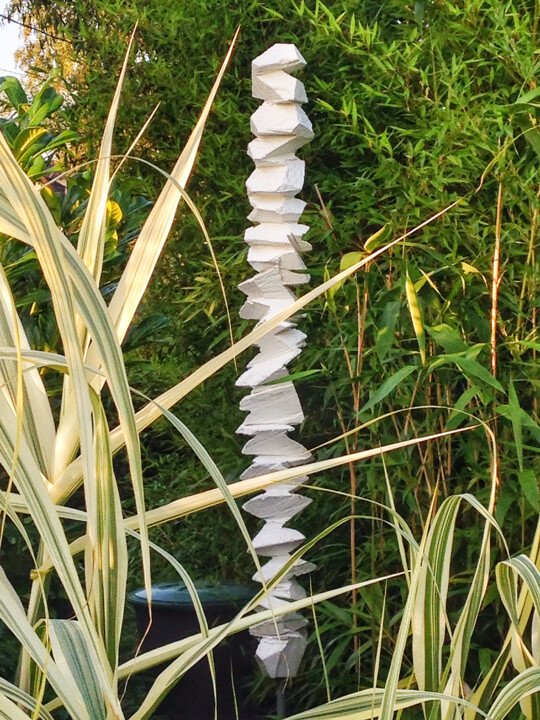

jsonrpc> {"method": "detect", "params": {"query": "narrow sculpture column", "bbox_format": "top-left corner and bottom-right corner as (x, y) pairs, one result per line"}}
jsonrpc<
(237, 43), (315, 679)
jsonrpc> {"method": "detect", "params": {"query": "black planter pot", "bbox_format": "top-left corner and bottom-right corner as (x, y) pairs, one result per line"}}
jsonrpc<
(128, 582), (269, 720)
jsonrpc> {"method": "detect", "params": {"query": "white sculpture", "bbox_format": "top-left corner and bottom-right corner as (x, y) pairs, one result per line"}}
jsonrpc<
(237, 43), (314, 679)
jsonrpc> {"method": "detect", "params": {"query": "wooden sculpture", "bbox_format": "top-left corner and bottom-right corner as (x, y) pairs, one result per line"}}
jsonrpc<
(237, 43), (314, 678)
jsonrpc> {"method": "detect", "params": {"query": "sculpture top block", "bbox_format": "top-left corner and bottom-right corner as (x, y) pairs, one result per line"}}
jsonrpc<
(252, 43), (306, 74)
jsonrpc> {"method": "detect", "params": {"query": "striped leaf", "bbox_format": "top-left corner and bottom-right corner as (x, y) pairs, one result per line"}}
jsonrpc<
(0, 567), (90, 720)
(48, 620), (112, 720)
(86, 391), (128, 675)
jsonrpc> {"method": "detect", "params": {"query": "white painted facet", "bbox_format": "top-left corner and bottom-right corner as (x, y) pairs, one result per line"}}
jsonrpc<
(247, 247), (310, 283)
(238, 298), (295, 323)
(240, 43), (313, 678)
(264, 478), (310, 493)
(247, 244), (307, 269)
(239, 267), (296, 299)
(251, 103), (314, 138)
(252, 70), (308, 103)
(239, 460), (301, 480)
(252, 43), (306, 74)
(247, 195), (306, 223)
(254, 327), (306, 356)
(252, 522), (305, 556)
(242, 491), (311, 521)
(246, 159), (305, 195)
(248, 136), (310, 163)
(249, 617), (308, 637)
(281, 269), (311, 285)
(254, 633), (307, 678)
(253, 556), (316, 583)
(237, 421), (295, 435)
(239, 383), (305, 427)
(272, 579), (307, 601)
(245, 223), (311, 251)
(236, 358), (298, 387)
(242, 431), (312, 460)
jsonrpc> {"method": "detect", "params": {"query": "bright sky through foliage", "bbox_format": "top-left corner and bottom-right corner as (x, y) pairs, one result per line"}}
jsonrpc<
(0, 2), (22, 76)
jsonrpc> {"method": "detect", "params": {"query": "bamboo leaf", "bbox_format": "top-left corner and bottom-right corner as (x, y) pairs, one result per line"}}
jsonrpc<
(518, 469), (539, 512)
(359, 365), (417, 414)
(405, 268), (426, 364)
(285, 688), (483, 720)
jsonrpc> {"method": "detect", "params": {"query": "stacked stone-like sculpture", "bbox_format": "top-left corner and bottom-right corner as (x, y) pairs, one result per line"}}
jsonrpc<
(237, 44), (315, 678)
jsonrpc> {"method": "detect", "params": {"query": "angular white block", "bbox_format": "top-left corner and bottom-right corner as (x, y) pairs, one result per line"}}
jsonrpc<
(272, 579), (307, 601)
(255, 633), (307, 678)
(242, 431), (312, 461)
(237, 354), (301, 386)
(249, 616), (308, 637)
(247, 244), (307, 270)
(264, 480), (310, 495)
(247, 245), (310, 284)
(239, 266), (295, 299)
(239, 298), (295, 323)
(239, 382), (304, 428)
(253, 556), (316, 583)
(254, 327), (306, 357)
(252, 44), (306, 75)
(245, 350), (303, 376)
(285, 269), (311, 286)
(252, 70), (308, 103)
(237, 421), (296, 435)
(242, 348), (304, 378)
(245, 222), (311, 250)
(243, 491), (311, 521)
(246, 159), (305, 196)
(239, 462), (283, 479)
(251, 103), (313, 138)
(239, 380), (303, 411)
(248, 195), (306, 223)
(252, 522), (305, 556)
(248, 135), (310, 164)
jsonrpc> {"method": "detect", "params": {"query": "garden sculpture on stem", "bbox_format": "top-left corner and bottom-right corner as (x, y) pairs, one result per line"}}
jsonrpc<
(237, 43), (315, 680)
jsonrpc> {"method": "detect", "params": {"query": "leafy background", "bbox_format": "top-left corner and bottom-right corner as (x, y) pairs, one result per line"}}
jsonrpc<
(2, 0), (540, 713)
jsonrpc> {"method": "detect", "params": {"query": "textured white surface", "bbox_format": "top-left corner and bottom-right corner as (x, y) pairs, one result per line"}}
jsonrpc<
(246, 159), (305, 196)
(251, 102), (313, 138)
(252, 43), (306, 74)
(253, 555), (316, 583)
(249, 616), (308, 638)
(252, 523), (305, 556)
(245, 222), (311, 250)
(248, 135), (310, 163)
(252, 70), (308, 103)
(239, 43), (313, 678)
(247, 195), (307, 223)
(255, 634), (308, 678)
(242, 491), (312, 521)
